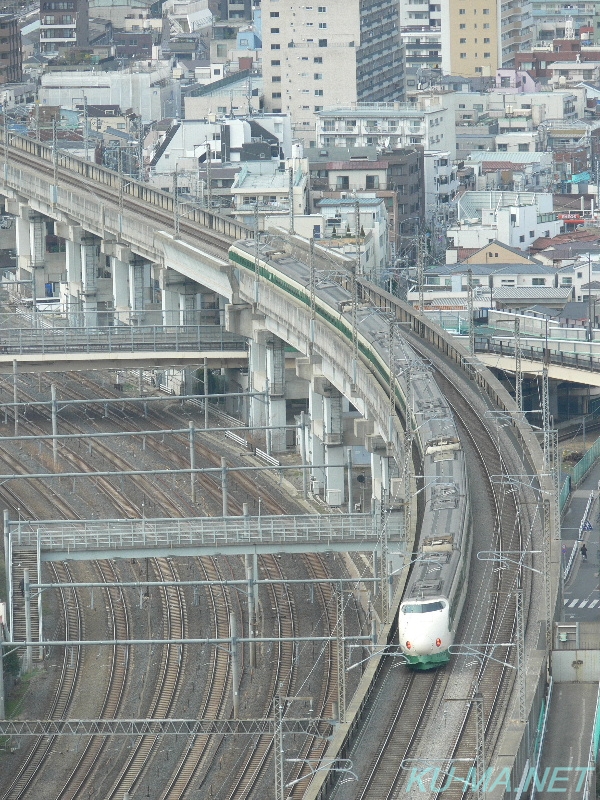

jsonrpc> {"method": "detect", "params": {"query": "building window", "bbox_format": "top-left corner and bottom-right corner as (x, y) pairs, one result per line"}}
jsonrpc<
(217, 44), (227, 56)
(484, 37), (490, 42)
(271, 27), (280, 32)
(483, 7), (489, 12)
(460, 52), (466, 58)
(459, 22), (465, 28)
(314, 56), (323, 62)
(314, 105), (323, 111)
(319, 22), (327, 28)
(484, 52), (490, 57)
(519, 235), (525, 242)
(270, 10), (279, 15)
(518, 143), (529, 151)
(271, 59), (280, 65)
(497, 143), (508, 151)
(318, 5), (326, 9)
(529, 231), (535, 237)
(532, 278), (545, 285)
(319, 38), (327, 46)
(483, 22), (489, 27)
(272, 76), (281, 82)
(366, 175), (379, 189)
(314, 72), (323, 79)
(460, 37), (466, 42)
(459, 7), (465, 12)
(272, 92), (282, 98)
(271, 43), (281, 49)
(336, 176), (350, 189)
(315, 89), (324, 95)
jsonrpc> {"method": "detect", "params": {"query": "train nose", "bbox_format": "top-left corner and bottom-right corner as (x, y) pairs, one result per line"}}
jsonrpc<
(404, 632), (444, 655)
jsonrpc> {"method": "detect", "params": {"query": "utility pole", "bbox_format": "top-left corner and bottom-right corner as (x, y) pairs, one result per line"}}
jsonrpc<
(206, 140), (212, 210)
(173, 167), (180, 238)
(514, 315), (522, 414)
(3, 98), (8, 180)
(417, 232), (424, 313)
(309, 237), (316, 354)
(82, 95), (89, 162)
(253, 202), (260, 304)
(467, 268), (474, 357)
(288, 166), (295, 235)
(588, 252), (593, 342)
(354, 198), (362, 277)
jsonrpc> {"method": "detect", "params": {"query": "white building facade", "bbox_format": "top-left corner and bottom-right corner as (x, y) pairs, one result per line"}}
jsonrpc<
(316, 95), (456, 158)
(447, 191), (562, 250)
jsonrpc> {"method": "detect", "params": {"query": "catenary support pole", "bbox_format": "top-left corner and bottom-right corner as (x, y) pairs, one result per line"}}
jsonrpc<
(12, 359), (17, 436)
(0, 624), (5, 719)
(243, 505), (256, 669)
(51, 384), (58, 467)
(23, 568), (32, 674)
(347, 447), (353, 514)
(3, 509), (10, 639)
(204, 359), (209, 429)
(300, 411), (308, 499)
(230, 611), (239, 718)
(221, 458), (228, 517)
(188, 421), (196, 503)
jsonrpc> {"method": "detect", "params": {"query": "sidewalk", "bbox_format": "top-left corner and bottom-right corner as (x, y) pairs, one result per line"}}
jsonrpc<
(560, 458), (600, 619)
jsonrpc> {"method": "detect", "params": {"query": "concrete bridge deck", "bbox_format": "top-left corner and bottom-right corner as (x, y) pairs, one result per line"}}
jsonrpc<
(0, 324), (248, 371)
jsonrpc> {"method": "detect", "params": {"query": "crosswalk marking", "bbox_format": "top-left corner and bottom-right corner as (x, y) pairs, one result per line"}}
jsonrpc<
(564, 598), (599, 609)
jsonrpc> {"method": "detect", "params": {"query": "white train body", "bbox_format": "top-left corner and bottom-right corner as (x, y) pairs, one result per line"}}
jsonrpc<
(228, 241), (472, 670)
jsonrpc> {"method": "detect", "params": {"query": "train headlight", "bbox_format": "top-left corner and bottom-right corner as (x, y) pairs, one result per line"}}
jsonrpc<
(436, 638), (442, 647)
(405, 641), (411, 649)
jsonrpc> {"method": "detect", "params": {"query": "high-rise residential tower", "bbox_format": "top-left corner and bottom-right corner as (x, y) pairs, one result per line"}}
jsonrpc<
(261, 0), (404, 144)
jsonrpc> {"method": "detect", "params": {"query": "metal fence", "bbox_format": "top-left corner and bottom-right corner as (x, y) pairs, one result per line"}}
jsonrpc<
(0, 325), (247, 355)
(572, 435), (600, 486)
(9, 513), (397, 552)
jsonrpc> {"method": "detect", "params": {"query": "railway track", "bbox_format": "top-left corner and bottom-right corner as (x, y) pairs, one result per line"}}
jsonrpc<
(2, 562), (83, 800)
(222, 555), (297, 800)
(106, 557), (187, 800)
(157, 556), (233, 800)
(0, 168), (536, 798)
(55, 559), (130, 800)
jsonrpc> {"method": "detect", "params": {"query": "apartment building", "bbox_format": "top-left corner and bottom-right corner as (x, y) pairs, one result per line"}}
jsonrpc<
(305, 144), (424, 244)
(0, 15), (21, 84)
(423, 150), (459, 221)
(261, 0), (404, 143)
(440, 0), (532, 76)
(531, 3), (600, 43)
(39, 0), (89, 55)
(355, 0), (405, 102)
(315, 95), (456, 157)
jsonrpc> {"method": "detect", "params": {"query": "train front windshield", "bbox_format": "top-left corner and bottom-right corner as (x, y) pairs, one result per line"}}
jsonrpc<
(402, 601), (446, 613)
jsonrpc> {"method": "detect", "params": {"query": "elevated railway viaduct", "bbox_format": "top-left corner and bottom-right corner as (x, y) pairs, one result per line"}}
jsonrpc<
(0, 132), (559, 800)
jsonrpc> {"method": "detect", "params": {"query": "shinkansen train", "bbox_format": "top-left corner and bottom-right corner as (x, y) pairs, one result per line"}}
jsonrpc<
(229, 241), (472, 670)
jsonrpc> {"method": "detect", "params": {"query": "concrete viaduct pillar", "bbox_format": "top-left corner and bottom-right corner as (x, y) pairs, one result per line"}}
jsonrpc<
(266, 335), (287, 453)
(80, 235), (99, 328)
(310, 378), (345, 505)
(248, 332), (288, 453)
(112, 256), (129, 324)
